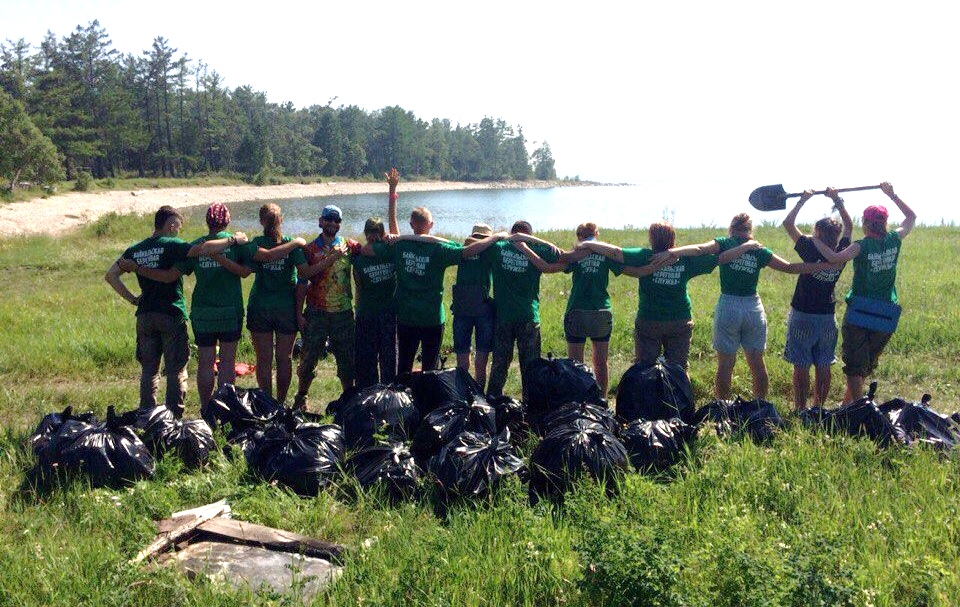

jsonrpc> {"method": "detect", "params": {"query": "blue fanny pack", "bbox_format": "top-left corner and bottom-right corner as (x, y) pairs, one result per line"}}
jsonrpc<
(846, 296), (901, 333)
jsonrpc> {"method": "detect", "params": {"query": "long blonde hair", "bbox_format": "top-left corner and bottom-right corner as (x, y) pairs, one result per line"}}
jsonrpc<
(259, 203), (283, 244)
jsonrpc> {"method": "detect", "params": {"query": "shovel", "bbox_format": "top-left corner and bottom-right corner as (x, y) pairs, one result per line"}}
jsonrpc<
(748, 184), (882, 211)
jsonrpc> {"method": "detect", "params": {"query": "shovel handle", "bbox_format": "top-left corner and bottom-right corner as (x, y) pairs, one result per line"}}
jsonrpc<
(785, 185), (883, 199)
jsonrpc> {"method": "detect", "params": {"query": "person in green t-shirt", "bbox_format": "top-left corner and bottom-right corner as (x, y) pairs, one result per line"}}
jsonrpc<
(352, 215), (398, 389)
(809, 182), (916, 404)
(660, 213), (834, 401)
(105, 205), (247, 411)
(483, 221), (568, 401)
(514, 222), (632, 397)
(174, 203), (255, 408)
(245, 203), (331, 404)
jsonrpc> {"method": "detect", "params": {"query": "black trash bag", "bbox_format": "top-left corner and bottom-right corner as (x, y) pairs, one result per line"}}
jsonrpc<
(540, 401), (619, 437)
(429, 428), (527, 502)
(345, 440), (420, 503)
(243, 413), (345, 496)
(487, 394), (527, 435)
(203, 384), (284, 433)
(55, 406), (155, 488)
(396, 367), (484, 415)
(615, 360), (695, 423)
(528, 419), (628, 505)
(411, 397), (497, 464)
(799, 383), (902, 447)
(695, 397), (784, 443)
(138, 406), (215, 469)
(879, 394), (960, 450)
(622, 418), (697, 473)
(29, 406), (99, 466)
(334, 384), (420, 450)
(523, 355), (604, 431)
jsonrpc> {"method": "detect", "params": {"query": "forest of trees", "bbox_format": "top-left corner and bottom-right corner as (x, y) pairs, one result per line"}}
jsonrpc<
(0, 21), (558, 191)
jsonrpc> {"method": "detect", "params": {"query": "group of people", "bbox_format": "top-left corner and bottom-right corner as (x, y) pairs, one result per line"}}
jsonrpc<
(105, 172), (915, 415)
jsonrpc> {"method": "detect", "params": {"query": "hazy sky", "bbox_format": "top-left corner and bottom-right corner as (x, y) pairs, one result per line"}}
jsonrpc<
(2, 0), (957, 218)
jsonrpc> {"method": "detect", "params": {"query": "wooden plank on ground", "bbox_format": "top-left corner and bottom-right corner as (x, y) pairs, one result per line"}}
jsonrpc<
(196, 518), (344, 561)
(132, 503), (229, 564)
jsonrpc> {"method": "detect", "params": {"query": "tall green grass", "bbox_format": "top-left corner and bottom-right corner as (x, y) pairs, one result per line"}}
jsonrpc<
(1, 215), (959, 605)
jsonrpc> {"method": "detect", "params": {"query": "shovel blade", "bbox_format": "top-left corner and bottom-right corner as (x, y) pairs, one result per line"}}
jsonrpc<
(748, 184), (788, 211)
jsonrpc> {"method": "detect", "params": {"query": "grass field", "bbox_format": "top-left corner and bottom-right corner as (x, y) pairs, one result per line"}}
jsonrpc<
(1, 212), (959, 606)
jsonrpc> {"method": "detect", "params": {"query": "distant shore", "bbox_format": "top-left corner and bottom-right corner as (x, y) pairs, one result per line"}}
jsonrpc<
(0, 179), (612, 237)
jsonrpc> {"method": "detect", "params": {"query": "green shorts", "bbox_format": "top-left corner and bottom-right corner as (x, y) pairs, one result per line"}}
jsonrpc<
(841, 318), (892, 377)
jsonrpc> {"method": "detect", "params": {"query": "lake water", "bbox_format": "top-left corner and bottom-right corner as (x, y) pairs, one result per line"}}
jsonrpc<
(206, 181), (943, 238)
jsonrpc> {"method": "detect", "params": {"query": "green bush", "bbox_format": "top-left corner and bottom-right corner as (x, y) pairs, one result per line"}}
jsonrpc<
(73, 171), (93, 192)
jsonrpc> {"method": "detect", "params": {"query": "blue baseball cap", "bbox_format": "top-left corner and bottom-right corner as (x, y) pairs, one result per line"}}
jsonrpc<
(320, 204), (343, 220)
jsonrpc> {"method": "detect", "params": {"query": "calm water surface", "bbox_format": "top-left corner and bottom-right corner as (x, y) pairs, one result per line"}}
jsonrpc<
(192, 181), (931, 238)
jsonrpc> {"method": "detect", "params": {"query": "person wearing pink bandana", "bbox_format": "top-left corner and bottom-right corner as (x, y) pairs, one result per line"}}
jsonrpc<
(810, 182), (917, 403)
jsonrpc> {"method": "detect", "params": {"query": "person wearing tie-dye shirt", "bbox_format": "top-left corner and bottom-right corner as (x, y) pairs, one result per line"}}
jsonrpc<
(293, 204), (361, 409)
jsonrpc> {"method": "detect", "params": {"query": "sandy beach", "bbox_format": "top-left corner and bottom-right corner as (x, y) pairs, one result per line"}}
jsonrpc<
(0, 180), (564, 237)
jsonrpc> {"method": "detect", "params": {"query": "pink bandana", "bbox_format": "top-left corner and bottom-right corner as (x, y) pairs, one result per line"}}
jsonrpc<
(206, 203), (230, 227)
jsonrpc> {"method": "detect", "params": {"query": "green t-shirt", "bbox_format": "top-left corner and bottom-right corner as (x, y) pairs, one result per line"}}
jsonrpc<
(564, 252), (623, 312)
(715, 236), (773, 296)
(246, 236), (307, 311)
(122, 235), (192, 320)
(351, 253), (396, 316)
(371, 240), (463, 326)
(623, 248), (718, 321)
(848, 231), (902, 303)
(178, 232), (250, 332)
(483, 241), (559, 324)
(452, 254), (492, 315)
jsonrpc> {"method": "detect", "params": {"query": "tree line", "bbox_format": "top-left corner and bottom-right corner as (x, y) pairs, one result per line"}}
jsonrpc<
(0, 20), (558, 192)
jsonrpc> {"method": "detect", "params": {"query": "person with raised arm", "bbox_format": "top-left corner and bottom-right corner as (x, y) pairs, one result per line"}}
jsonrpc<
(361, 170), (505, 373)
(781, 188), (854, 411)
(105, 205), (248, 411)
(657, 213), (835, 400)
(244, 203), (329, 403)
(807, 182), (916, 403)
(291, 203), (362, 410)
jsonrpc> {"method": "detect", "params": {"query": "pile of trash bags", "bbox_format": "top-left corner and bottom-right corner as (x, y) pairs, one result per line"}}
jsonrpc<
(26, 358), (960, 509)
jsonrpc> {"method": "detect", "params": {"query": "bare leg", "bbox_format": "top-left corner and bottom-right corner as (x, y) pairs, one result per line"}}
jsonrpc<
(591, 340), (610, 398)
(715, 351), (737, 400)
(250, 331), (275, 398)
(813, 364), (831, 406)
(743, 350), (769, 400)
(474, 351), (490, 393)
(845, 374), (865, 404)
(275, 332), (297, 403)
(567, 342), (585, 363)
(792, 365), (810, 411)
(218, 340), (239, 389)
(197, 345), (218, 407)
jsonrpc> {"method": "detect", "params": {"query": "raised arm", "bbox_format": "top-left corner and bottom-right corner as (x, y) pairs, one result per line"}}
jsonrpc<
(782, 190), (813, 242)
(461, 232), (507, 258)
(577, 240), (624, 263)
(882, 181), (916, 239)
(767, 253), (837, 274)
(825, 187), (854, 240)
(253, 237), (307, 262)
(104, 261), (139, 306)
(188, 232), (248, 258)
(212, 254), (252, 278)
(718, 240), (762, 265)
(387, 168), (400, 236)
(515, 242), (566, 273)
